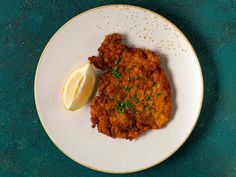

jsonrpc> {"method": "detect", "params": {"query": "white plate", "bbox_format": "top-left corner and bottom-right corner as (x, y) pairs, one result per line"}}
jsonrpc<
(34, 5), (203, 173)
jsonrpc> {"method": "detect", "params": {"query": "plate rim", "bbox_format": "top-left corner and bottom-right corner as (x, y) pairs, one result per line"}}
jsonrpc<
(34, 4), (204, 174)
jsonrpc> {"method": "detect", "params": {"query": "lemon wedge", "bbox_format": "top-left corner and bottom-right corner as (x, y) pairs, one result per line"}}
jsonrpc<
(62, 62), (96, 111)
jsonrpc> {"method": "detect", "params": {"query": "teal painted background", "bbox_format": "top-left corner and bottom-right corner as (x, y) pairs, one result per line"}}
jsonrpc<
(0, 0), (236, 176)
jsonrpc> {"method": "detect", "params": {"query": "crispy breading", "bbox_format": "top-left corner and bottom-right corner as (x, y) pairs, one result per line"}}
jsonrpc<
(89, 34), (171, 140)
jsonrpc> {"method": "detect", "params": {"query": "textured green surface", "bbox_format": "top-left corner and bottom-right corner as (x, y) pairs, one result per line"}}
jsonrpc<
(0, 0), (236, 176)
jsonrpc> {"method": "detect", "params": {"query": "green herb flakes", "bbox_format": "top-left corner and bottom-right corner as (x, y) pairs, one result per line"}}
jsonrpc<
(156, 93), (161, 99)
(132, 117), (136, 122)
(115, 100), (132, 113)
(112, 66), (121, 78)
(131, 94), (139, 103)
(123, 86), (130, 92)
(144, 95), (150, 101)
(114, 56), (121, 65)
(127, 77), (131, 82)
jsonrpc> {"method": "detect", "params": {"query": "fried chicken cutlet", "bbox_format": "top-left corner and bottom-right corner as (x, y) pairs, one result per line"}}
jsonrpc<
(89, 34), (171, 140)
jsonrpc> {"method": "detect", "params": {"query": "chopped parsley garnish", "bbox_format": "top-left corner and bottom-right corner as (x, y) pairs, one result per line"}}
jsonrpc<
(123, 86), (130, 92)
(127, 77), (131, 82)
(113, 66), (118, 72)
(132, 117), (136, 122)
(125, 69), (129, 73)
(133, 97), (139, 103)
(143, 104), (147, 110)
(116, 102), (125, 113)
(140, 104), (147, 113)
(144, 95), (150, 101)
(114, 56), (121, 65)
(112, 72), (120, 78)
(131, 94), (139, 103)
(114, 59), (119, 65)
(130, 104), (135, 109)
(123, 100), (131, 107)
(156, 93), (161, 99)
(125, 117), (129, 122)
(112, 66), (121, 78)
(115, 100), (132, 113)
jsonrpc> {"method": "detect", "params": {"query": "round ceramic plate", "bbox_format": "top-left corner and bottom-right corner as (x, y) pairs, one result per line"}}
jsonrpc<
(35, 5), (203, 173)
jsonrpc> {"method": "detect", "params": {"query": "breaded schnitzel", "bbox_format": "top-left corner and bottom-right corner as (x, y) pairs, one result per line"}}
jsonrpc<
(89, 34), (171, 140)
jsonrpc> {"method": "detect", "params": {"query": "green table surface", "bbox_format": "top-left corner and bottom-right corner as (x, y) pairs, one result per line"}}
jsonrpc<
(1, 0), (236, 177)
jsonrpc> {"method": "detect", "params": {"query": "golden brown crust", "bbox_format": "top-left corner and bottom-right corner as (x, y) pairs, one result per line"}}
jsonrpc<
(89, 33), (171, 140)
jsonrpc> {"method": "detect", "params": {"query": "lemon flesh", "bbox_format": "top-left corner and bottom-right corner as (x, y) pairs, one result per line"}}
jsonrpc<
(62, 62), (96, 111)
